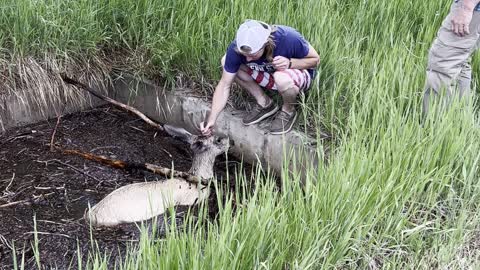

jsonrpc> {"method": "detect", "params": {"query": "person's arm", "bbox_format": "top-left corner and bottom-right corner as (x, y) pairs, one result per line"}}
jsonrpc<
(200, 69), (236, 135)
(452, 0), (480, 36)
(289, 44), (320, 70)
(272, 44), (320, 71)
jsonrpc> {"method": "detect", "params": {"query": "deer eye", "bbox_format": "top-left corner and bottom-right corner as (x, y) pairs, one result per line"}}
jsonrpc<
(191, 141), (205, 152)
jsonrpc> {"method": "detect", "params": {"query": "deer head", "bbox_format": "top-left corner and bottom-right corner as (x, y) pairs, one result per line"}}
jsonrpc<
(163, 112), (232, 180)
(163, 125), (229, 155)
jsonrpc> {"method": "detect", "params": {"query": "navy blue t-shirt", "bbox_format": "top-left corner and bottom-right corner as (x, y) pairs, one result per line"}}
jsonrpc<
(223, 25), (316, 78)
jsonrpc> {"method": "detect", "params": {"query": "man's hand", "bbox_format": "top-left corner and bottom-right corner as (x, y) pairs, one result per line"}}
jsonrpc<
(200, 121), (214, 136)
(451, 3), (475, 36)
(272, 56), (290, 71)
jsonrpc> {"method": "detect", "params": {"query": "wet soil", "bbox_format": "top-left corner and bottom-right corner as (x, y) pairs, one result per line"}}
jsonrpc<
(0, 105), (255, 269)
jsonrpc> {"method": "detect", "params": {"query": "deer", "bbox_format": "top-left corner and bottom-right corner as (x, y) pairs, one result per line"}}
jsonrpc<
(84, 121), (231, 227)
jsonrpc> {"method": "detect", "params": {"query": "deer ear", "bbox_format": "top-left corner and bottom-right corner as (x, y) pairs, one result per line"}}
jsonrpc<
(164, 125), (195, 144)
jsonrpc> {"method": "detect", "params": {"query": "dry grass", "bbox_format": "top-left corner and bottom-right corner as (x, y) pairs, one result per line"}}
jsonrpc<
(0, 53), (111, 118)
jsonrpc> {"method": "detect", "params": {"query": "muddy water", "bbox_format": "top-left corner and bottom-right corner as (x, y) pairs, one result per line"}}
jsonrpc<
(0, 106), (253, 269)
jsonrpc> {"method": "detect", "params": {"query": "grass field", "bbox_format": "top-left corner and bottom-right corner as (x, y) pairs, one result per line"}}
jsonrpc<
(1, 0), (480, 269)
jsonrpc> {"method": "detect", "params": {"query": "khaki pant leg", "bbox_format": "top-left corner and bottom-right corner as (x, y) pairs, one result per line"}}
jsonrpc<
(458, 62), (471, 97)
(423, 4), (480, 116)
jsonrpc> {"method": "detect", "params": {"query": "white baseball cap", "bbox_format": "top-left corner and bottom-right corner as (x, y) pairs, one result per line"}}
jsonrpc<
(235, 19), (272, 54)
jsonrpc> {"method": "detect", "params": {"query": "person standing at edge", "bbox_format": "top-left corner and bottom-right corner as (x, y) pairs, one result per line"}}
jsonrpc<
(423, 0), (480, 116)
(200, 19), (320, 136)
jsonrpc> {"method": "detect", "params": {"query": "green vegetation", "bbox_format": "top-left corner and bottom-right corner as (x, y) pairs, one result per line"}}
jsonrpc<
(2, 0), (480, 268)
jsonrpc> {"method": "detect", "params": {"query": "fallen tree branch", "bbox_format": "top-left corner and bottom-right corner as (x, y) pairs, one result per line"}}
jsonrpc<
(58, 147), (207, 185)
(60, 74), (164, 131)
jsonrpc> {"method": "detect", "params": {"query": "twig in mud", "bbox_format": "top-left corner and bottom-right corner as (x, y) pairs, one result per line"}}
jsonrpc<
(0, 192), (55, 209)
(70, 196), (84, 203)
(128, 125), (146, 133)
(50, 115), (62, 152)
(1, 133), (35, 146)
(61, 75), (164, 131)
(23, 231), (73, 239)
(2, 182), (32, 201)
(0, 234), (13, 250)
(37, 159), (101, 182)
(90, 146), (121, 152)
(2, 199), (31, 209)
(161, 148), (173, 159)
(34, 185), (65, 191)
(33, 192), (55, 199)
(17, 148), (28, 155)
(125, 119), (143, 125)
(64, 187), (69, 213)
(99, 108), (118, 118)
(36, 220), (64, 226)
(95, 180), (105, 189)
(4, 173), (15, 193)
(60, 218), (76, 223)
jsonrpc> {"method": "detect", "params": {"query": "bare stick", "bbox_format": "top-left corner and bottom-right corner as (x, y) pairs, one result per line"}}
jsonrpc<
(161, 148), (173, 158)
(128, 125), (146, 133)
(0, 234), (14, 250)
(0, 199), (30, 208)
(4, 173), (15, 193)
(54, 159), (101, 182)
(39, 159), (101, 182)
(34, 185), (65, 191)
(36, 219), (64, 225)
(61, 75), (164, 131)
(144, 163), (207, 185)
(0, 192), (55, 209)
(23, 231), (73, 239)
(50, 115), (62, 152)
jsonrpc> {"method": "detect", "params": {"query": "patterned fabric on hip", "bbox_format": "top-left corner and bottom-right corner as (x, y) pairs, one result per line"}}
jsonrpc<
(247, 69), (312, 91)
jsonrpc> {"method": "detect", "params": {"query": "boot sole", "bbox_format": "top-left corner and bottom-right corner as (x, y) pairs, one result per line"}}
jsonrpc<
(243, 106), (279, 126)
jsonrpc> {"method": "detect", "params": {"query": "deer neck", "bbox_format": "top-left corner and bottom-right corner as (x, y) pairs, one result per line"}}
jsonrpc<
(189, 152), (216, 180)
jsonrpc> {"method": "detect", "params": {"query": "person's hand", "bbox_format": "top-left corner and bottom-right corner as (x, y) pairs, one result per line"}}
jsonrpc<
(272, 56), (290, 71)
(451, 5), (474, 36)
(199, 120), (214, 136)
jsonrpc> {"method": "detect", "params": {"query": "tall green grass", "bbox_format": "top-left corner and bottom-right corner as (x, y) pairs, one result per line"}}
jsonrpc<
(2, 0), (480, 268)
